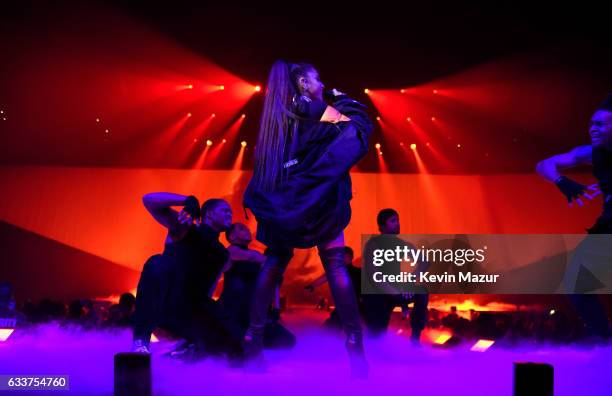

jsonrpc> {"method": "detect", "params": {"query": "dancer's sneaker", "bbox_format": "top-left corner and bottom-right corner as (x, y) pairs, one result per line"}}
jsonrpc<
(131, 339), (151, 354)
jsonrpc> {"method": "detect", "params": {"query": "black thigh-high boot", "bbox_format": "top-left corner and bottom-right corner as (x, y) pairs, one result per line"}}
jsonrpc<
(244, 248), (293, 361)
(320, 247), (369, 378)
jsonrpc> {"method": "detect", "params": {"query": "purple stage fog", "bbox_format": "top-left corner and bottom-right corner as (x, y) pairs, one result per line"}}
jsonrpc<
(1, 309), (610, 396)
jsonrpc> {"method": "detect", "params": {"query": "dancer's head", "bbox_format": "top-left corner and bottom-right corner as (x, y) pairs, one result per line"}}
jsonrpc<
(343, 246), (354, 266)
(253, 60), (324, 191)
(377, 208), (400, 235)
(226, 222), (253, 247)
(590, 94), (612, 149)
(201, 199), (232, 232)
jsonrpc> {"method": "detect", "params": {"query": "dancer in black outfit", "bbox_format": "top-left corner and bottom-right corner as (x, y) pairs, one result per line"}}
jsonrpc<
(243, 60), (372, 376)
(362, 209), (429, 342)
(536, 94), (612, 339)
(131, 193), (243, 357)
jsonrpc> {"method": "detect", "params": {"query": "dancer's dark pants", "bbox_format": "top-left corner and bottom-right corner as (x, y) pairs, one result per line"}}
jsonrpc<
(568, 212), (612, 338)
(362, 293), (429, 337)
(133, 255), (243, 355)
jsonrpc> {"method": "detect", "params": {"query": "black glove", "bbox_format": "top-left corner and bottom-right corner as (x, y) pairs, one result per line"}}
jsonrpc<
(555, 176), (587, 203)
(292, 94), (327, 120)
(183, 195), (201, 219)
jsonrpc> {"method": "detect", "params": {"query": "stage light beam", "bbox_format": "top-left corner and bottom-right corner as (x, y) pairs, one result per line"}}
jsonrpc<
(470, 339), (495, 352)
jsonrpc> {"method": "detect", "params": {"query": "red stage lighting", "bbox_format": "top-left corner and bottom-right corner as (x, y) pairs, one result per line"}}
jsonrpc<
(241, 114), (246, 119)
(187, 113), (192, 118)
(376, 116), (381, 121)
(364, 88), (370, 94)
(222, 139), (227, 144)
(400, 89), (405, 94)
(410, 143), (417, 150)
(95, 118), (100, 123)
(211, 113), (216, 118)
(188, 84), (193, 89)
(406, 117), (412, 122)
(375, 143), (381, 149)
(206, 140), (213, 146)
(241, 141), (247, 147)
(433, 89), (438, 94)
(431, 116), (436, 121)
(218, 85), (225, 91)
(254, 85), (261, 92)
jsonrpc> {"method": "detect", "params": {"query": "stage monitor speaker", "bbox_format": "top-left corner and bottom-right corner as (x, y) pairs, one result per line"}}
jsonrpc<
(514, 362), (554, 396)
(114, 352), (151, 396)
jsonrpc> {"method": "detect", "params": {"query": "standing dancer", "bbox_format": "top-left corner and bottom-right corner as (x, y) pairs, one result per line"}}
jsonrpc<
(536, 94), (612, 339)
(243, 60), (372, 376)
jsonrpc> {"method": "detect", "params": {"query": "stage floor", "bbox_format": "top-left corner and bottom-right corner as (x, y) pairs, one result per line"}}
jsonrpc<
(0, 308), (610, 395)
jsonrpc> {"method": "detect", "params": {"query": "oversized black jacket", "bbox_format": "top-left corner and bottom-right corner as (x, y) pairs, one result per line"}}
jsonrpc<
(243, 96), (373, 248)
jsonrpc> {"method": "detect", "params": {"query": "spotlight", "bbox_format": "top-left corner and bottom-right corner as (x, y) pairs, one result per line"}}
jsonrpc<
(364, 89), (370, 94)
(549, 309), (556, 315)
(241, 114), (246, 119)
(187, 113), (192, 118)
(105, 129), (109, 134)
(400, 142), (404, 146)
(379, 151), (383, 156)
(406, 117), (412, 122)
(218, 85), (225, 91)
(0, 328), (14, 342)
(188, 84), (193, 89)
(434, 334), (452, 345)
(431, 116), (436, 121)
(426, 142), (430, 147)
(457, 144), (461, 148)
(433, 89), (438, 94)
(95, 118), (100, 123)
(241, 141), (247, 147)
(375, 143), (381, 149)
(254, 85), (261, 92)
(211, 113), (216, 118)
(150, 334), (160, 343)
(376, 116), (381, 121)
(470, 339), (494, 352)
(193, 138), (198, 142)
(0, 110), (3, 114)
(222, 139), (227, 143)
(400, 89), (405, 94)
(410, 143), (417, 150)
(206, 140), (213, 146)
